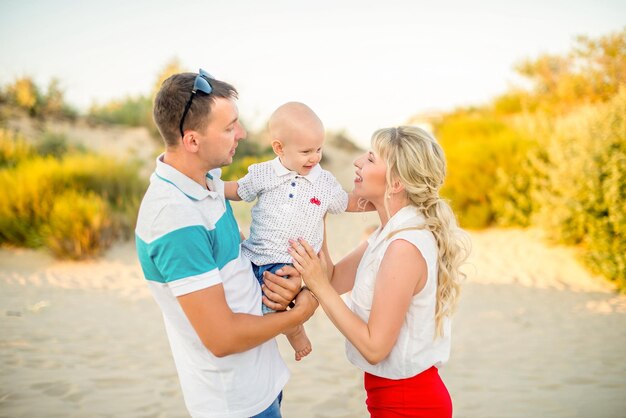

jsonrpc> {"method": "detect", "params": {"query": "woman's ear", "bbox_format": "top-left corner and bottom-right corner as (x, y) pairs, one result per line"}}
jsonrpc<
(271, 139), (284, 156)
(390, 178), (405, 194)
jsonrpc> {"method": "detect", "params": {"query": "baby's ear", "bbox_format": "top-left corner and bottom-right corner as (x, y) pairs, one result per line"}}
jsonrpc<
(271, 139), (284, 156)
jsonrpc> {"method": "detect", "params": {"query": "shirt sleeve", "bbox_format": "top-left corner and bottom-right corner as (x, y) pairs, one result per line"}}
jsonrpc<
(149, 209), (222, 296)
(236, 164), (260, 202)
(327, 176), (349, 214)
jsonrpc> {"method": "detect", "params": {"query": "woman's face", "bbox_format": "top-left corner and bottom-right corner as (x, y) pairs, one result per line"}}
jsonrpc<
(353, 149), (388, 203)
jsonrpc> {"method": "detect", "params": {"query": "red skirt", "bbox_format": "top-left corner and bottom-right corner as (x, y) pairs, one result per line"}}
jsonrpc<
(364, 367), (452, 418)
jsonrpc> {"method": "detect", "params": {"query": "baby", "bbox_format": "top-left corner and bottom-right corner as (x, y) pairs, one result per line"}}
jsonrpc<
(225, 102), (363, 360)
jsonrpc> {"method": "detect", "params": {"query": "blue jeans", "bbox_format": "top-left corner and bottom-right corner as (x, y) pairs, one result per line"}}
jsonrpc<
(251, 262), (290, 314)
(250, 392), (282, 418)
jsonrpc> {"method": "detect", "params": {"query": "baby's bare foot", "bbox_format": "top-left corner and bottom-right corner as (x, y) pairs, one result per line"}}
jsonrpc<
(286, 325), (312, 361)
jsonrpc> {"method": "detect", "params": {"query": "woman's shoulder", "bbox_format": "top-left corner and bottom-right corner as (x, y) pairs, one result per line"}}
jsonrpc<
(384, 227), (437, 261)
(388, 226), (435, 245)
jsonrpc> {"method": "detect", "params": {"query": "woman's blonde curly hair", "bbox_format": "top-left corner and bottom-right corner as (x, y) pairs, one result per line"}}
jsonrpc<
(372, 126), (471, 338)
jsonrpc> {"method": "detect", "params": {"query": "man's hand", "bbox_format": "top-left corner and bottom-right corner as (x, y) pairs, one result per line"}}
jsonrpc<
(261, 265), (302, 311)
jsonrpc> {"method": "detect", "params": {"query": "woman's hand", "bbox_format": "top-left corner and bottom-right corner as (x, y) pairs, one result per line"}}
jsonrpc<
(289, 238), (330, 296)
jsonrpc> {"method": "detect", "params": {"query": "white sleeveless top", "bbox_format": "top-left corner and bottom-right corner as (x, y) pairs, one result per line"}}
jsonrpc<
(346, 205), (451, 379)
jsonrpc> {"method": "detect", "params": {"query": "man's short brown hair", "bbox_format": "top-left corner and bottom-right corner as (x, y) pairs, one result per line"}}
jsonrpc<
(153, 72), (238, 147)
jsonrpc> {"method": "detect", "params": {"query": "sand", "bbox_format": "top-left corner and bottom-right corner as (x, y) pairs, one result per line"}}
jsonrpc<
(2, 214), (626, 418)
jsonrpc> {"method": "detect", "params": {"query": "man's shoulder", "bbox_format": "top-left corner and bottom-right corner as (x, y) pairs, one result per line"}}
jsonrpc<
(136, 180), (209, 240)
(141, 178), (196, 213)
(137, 201), (202, 241)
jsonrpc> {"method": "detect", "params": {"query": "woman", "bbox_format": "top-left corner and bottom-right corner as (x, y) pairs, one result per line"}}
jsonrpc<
(288, 126), (470, 417)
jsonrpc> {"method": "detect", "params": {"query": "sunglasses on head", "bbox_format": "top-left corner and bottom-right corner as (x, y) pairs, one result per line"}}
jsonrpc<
(179, 69), (213, 137)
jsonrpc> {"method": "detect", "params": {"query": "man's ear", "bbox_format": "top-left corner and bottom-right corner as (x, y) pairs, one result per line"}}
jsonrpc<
(181, 131), (200, 152)
(271, 139), (284, 156)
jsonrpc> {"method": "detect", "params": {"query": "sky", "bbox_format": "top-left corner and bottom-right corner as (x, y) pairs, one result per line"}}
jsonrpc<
(1, 0), (625, 146)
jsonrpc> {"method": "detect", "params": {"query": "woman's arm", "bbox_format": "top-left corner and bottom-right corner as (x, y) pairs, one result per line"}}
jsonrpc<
(318, 217), (368, 295)
(328, 240), (369, 295)
(290, 238), (427, 364)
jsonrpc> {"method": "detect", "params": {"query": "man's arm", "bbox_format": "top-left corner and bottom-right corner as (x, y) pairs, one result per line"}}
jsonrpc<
(178, 282), (317, 357)
(224, 181), (242, 201)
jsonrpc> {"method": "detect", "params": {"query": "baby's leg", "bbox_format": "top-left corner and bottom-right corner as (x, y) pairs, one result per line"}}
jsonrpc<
(261, 263), (312, 361)
(284, 324), (312, 361)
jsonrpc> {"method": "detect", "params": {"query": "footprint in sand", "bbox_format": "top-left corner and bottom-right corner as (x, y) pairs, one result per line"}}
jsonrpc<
(30, 381), (75, 397)
(92, 377), (138, 389)
(538, 383), (561, 390)
(563, 376), (598, 385)
(63, 390), (87, 403)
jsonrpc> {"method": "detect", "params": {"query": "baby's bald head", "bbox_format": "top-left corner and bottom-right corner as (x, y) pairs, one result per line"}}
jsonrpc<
(268, 102), (325, 147)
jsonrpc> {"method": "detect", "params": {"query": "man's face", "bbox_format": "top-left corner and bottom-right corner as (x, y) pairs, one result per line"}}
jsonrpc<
(197, 97), (247, 169)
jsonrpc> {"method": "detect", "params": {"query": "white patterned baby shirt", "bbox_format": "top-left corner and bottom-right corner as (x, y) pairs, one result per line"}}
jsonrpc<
(237, 157), (348, 266)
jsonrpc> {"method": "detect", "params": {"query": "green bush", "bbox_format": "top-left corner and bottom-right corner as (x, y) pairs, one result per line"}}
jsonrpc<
(435, 111), (538, 228)
(0, 153), (146, 253)
(53, 154), (146, 212)
(0, 128), (34, 168)
(221, 155), (263, 181)
(2, 76), (77, 119)
(513, 29), (626, 115)
(0, 128), (86, 168)
(88, 96), (153, 128)
(537, 88), (626, 288)
(44, 190), (114, 259)
(0, 156), (61, 247)
(34, 131), (81, 158)
(221, 140), (274, 180)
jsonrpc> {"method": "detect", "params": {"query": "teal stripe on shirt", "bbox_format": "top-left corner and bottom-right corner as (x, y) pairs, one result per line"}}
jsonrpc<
(136, 203), (241, 283)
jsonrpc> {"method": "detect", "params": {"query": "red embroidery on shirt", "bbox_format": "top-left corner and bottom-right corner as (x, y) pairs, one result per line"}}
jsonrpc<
(310, 197), (321, 205)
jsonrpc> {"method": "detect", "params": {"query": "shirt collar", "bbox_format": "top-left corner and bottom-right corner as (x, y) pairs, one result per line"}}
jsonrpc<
(154, 154), (219, 201)
(270, 156), (322, 183)
(367, 205), (425, 249)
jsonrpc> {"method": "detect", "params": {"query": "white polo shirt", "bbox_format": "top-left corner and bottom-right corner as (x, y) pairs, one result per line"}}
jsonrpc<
(135, 155), (289, 418)
(237, 157), (348, 266)
(346, 205), (451, 379)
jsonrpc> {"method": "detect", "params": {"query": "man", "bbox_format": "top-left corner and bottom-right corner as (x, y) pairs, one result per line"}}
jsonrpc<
(135, 69), (317, 417)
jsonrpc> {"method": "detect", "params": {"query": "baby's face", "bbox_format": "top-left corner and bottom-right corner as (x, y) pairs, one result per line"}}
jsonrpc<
(278, 131), (325, 176)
